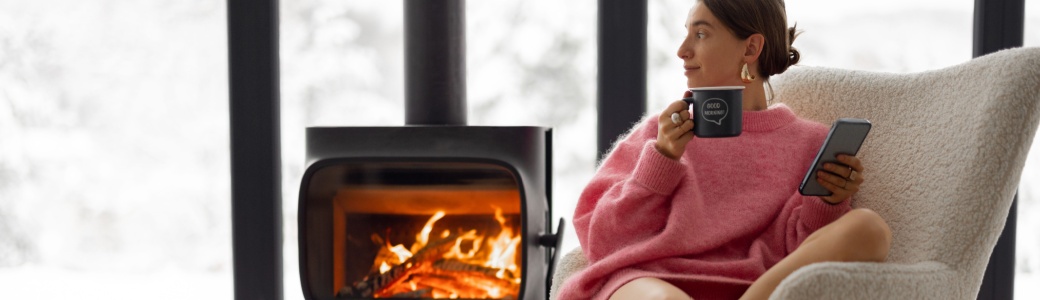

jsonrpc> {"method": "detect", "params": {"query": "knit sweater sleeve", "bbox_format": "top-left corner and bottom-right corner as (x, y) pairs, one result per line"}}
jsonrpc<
(784, 194), (852, 253)
(780, 119), (854, 251)
(573, 116), (692, 261)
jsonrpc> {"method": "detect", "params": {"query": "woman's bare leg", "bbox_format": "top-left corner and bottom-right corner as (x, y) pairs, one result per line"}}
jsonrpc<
(610, 277), (693, 300)
(739, 208), (892, 300)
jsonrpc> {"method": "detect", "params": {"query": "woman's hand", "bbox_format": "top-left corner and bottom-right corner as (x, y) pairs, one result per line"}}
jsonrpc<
(816, 154), (865, 204)
(655, 91), (695, 160)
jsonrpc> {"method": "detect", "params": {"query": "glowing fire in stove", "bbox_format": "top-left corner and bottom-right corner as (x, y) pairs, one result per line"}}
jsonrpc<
(354, 207), (522, 299)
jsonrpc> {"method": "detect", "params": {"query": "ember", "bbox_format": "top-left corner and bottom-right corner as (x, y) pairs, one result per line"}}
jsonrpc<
(338, 208), (522, 299)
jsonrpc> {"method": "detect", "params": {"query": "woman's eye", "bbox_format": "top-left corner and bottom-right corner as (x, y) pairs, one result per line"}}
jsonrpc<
(696, 32), (706, 39)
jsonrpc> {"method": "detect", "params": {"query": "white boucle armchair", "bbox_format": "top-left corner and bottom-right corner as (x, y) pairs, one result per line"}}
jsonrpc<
(549, 47), (1040, 299)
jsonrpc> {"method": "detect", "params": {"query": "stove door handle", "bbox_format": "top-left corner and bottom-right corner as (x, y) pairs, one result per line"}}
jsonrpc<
(539, 217), (566, 293)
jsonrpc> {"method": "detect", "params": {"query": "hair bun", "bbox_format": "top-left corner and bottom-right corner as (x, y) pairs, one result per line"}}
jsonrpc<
(786, 25), (801, 68)
(788, 48), (800, 67)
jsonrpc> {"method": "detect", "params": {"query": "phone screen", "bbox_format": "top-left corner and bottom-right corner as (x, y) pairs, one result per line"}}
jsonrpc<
(799, 118), (872, 196)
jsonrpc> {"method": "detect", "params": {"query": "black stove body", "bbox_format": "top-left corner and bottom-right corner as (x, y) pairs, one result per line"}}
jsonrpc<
(298, 126), (560, 299)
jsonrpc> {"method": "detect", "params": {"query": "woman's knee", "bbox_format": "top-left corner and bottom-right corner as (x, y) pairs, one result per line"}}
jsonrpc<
(610, 278), (693, 300)
(836, 208), (892, 262)
(643, 288), (694, 300)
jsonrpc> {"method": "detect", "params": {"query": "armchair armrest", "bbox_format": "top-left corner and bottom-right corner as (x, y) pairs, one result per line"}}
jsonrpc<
(770, 261), (961, 300)
(549, 248), (589, 300)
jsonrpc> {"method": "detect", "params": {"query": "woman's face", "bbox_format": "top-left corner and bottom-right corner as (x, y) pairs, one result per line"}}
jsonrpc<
(677, 3), (748, 88)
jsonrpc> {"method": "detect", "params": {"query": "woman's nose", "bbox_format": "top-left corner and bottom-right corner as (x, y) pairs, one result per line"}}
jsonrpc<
(677, 42), (691, 59)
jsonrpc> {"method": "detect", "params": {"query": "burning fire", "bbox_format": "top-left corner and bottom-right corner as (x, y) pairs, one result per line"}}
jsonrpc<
(344, 207), (522, 299)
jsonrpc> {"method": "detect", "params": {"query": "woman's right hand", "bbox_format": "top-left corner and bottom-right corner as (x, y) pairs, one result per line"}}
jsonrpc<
(655, 91), (695, 160)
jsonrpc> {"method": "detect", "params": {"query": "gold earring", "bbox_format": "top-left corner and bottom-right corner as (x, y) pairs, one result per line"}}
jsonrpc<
(741, 63), (756, 83)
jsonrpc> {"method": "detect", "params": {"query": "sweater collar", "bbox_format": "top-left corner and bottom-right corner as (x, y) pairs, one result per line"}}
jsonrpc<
(742, 103), (798, 132)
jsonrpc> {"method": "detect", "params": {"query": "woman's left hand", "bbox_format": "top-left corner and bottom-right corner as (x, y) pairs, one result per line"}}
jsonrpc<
(816, 154), (865, 204)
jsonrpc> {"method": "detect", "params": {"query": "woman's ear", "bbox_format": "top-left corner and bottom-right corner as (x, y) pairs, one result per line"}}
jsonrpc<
(744, 33), (765, 62)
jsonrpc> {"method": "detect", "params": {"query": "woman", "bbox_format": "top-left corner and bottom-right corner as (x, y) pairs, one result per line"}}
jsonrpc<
(555, 0), (892, 299)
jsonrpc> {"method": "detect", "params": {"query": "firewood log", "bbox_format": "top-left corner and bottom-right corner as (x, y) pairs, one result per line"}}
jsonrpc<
(339, 234), (459, 297)
(411, 263), (518, 298)
(406, 273), (488, 298)
(386, 287), (432, 298)
(433, 259), (518, 280)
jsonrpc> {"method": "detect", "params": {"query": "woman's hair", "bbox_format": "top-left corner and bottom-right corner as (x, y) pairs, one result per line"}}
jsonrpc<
(699, 0), (800, 81)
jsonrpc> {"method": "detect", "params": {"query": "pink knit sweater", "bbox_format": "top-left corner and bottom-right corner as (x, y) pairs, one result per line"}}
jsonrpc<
(556, 104), (851, 300)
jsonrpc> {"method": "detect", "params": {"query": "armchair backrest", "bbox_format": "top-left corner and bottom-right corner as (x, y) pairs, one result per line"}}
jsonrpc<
(772, 47), (1040, 287)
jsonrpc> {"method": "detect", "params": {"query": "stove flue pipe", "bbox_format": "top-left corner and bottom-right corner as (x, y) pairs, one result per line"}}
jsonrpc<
(405, 0), (466, 126)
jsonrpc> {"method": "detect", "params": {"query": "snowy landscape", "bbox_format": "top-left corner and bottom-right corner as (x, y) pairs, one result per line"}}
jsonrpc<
(0, 0), (1038, 299)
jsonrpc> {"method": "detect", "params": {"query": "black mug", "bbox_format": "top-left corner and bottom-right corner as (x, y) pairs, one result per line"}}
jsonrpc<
(682, 86), (744, 138)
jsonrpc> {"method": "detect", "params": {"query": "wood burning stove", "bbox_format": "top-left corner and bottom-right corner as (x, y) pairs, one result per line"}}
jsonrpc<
(297, 1), (562, 299)
(299, 127), (561, 299)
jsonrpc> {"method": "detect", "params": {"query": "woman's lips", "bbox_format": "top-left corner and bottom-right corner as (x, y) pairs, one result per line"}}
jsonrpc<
(684, 66), (699, 75)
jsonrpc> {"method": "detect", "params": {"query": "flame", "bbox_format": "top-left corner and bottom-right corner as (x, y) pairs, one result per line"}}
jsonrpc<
(486, 207), (521, 278)
(388, 244), (412, 263)
(369, 207), (522, 298)
(447, 230), (482, 260)
(414, 211), (446, 253)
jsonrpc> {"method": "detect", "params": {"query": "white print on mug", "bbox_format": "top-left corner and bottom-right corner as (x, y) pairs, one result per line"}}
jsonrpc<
(700, 98), (729, 126)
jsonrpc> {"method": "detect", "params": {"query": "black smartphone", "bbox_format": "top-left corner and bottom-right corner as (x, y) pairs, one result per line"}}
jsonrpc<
(799, 118), (872, 196)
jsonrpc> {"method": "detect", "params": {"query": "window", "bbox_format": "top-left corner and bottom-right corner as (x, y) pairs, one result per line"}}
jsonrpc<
(0, 0), (231, 299)
(1017, 2), (1040, 298)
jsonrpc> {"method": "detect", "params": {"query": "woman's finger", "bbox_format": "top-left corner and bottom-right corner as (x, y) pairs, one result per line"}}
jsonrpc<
(655, 98), (695, 160)
(817, 176), (838, 192)
(844, 181), (860, 194)
(817, 170), (849, 189)
(822, 163), (852, 179)
(658, 111), (673, 125)
(837, 156), (866, 187)
(817, 155), (865, 203)
(816, 177), (848, 203)
(839, 155), (865, 172)
(675, 127), (694, 146)
(667, 99), (689, 113)
(852, 170), (865, 184)
(666, 120), (693, 141)
(679, 119), (694, 133)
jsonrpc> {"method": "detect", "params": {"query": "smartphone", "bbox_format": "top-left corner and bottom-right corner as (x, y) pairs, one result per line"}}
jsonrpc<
(799, 118), (872, 196)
